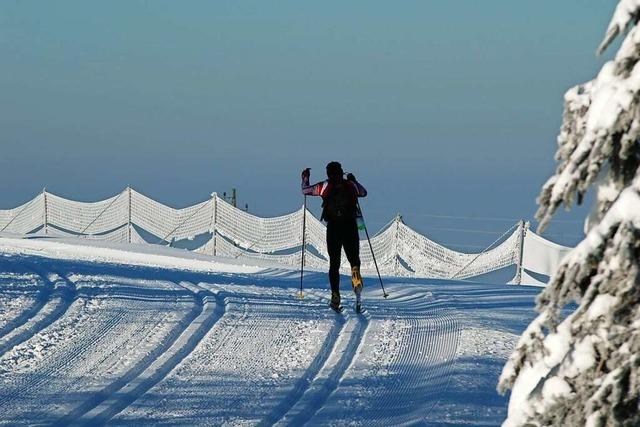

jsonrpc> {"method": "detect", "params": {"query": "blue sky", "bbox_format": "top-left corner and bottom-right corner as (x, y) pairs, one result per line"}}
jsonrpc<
(0, 1), (615, 249)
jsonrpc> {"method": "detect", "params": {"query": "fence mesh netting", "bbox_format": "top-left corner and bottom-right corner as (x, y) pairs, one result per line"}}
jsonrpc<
(0, 188), (571, 282)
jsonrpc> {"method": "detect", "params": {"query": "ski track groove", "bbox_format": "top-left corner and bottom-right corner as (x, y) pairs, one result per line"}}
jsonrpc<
(380, 295), (460, 425)
(376, 307), (460, 425)
(250, 291), (343, 425)
(75, 281), (225, 426)
(261, 313), (346, 427)
(0, 299), (127, 411)
(306, 286), (461, 426)
(421, 310), (461, 425)
(0, 274), (47, 342)
(52, 282), (202, 426)
(108, 297), (250, 423)
(0, 273), (192, 425)
(270, 289), (370, 427)
(110, 288), (333, 425)
(0, 265), (74, 359)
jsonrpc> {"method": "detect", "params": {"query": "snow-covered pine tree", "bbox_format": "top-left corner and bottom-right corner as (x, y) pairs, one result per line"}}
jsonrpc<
(498, 1), (640, 426)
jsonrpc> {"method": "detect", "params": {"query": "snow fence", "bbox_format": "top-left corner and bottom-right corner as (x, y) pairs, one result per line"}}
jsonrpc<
(0, 188), (571, 285)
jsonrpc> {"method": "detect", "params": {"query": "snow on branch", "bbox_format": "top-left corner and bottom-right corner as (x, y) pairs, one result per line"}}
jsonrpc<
(536, 2), (640, 233)
(598, 0), (640, 54)
(499, 175), (640, 426)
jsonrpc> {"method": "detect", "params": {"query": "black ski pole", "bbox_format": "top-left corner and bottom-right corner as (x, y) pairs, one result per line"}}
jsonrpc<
(357, 201), (389, 298)
(299, 195), (307, 299)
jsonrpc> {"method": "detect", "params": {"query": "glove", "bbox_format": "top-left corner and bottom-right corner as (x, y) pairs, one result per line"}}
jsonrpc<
(346, 173), (356, 182)
(301, 168), (311, 180)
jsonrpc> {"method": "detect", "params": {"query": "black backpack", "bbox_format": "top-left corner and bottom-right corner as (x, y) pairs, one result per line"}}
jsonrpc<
(321, 181), (357, 222)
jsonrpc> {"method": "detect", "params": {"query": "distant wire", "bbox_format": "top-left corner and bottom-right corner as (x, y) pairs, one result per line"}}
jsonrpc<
(540, 232), (585, 240)
(420, 225), (583, 240)
(450, 222), (520, 280)
(0, 196), (38, 233)
(362, 208), (517, 222)
(363, 208), (585, 224)
(80, 191), (124, 235)
(316, 206), (584, 245)
(368, 219), (584, 241)
(157, 198), (213, 245)
(437, 243), (486, 250)
(530, 218), (585, 224)
(414, 226), (512, 235)
(402, 212), (519, 222)
(369, 217), (397, 238)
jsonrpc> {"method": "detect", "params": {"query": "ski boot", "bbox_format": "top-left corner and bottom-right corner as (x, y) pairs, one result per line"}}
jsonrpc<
(351, 266), (363, 294)
(351, 266), (363, 313)
(330, 291), (342, 312)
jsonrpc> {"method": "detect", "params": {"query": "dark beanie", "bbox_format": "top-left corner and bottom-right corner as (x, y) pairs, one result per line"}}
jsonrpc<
(326, 161), (343, 175)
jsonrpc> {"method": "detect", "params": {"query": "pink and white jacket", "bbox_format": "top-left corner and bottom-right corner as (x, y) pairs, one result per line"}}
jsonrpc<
(301, 177), (367, 198)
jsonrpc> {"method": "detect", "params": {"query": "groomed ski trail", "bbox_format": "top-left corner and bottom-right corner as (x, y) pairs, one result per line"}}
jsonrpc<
(111, 286), (338, 425)
(0, 242), (540, 426)
(69, 281), (225, 426)
(288, 288), (460, 426)
(0, 274), (196, 425)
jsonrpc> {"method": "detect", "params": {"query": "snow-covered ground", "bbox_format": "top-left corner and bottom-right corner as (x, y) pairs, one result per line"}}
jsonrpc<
(0, 236), (539, 426)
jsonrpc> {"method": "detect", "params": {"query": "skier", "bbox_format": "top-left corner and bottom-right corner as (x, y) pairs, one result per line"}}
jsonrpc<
(301, 161), (367, 311)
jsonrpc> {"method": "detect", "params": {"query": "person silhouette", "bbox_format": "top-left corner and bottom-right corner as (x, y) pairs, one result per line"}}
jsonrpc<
(301, 161), (367, 310)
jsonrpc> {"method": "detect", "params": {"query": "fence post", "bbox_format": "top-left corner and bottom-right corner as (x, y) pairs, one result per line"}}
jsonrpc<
(394, 214), (402, 276)
(211, 193), (217, 256)
(127, 186), (132, 243)
(43, 188), (48, 235)
(514, 219), (527, 285)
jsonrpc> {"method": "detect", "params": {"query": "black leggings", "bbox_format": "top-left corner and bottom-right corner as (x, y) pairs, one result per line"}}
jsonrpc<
(326, 219), (361, 294)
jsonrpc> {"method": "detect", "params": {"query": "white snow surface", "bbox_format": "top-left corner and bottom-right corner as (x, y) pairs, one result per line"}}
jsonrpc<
(0, 235), (265, 275)
(0, 236), (539, 426)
